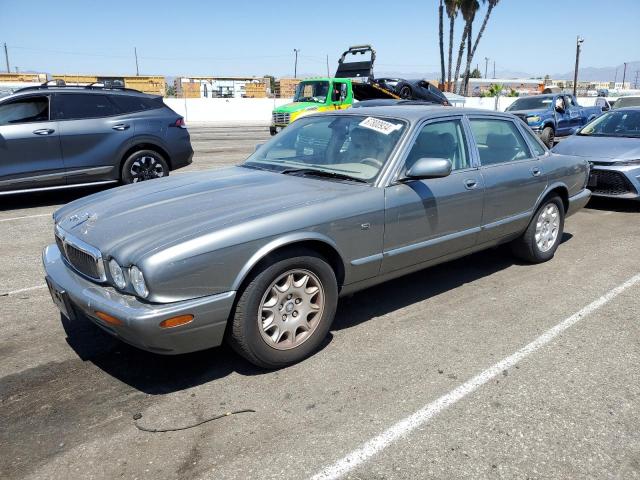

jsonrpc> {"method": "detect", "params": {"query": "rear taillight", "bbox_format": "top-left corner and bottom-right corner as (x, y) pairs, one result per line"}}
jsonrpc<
(173, 117), (187, 129)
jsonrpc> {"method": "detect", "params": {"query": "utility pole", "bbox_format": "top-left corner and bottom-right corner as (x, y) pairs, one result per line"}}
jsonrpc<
(492, 60), (496, 79)
(572, 36), (584, 97)
(634, 71), (639, 89)
(621, 62), (628, 89)
(293, 49), (300, 78)
(3, 43), (9, 73)
(134, 47), (139, 76)
(326, 54), (330, 77)
(484, 57), (489, 79)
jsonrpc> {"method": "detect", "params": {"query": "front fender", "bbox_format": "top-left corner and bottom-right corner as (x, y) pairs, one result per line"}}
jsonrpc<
(231, 232), (345, 291)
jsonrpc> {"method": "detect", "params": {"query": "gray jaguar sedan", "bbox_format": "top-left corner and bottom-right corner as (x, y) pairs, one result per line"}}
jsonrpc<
(43, 107), (591, 368)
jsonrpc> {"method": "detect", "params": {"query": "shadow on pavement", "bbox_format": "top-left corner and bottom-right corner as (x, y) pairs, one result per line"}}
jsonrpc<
(0, 185), (111, 212)
(60, 313), (267, 395)
(586, 196), (640, 213)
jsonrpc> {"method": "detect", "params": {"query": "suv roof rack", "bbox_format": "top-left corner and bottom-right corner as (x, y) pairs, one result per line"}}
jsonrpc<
(13, 78), (143, 95)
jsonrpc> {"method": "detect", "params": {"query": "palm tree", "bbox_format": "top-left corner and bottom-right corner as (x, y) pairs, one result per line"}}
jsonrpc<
(438, 0), (446, 89)
(458, 0), (480, 95)
(468, 0), (500, 76)
(444, 0), (459, 92)
(452, 21), (468, 94)
(461, 0), (501, 95)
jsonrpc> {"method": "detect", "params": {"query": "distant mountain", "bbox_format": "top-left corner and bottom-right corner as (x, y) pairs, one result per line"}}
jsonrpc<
(550, 61), (640, 82)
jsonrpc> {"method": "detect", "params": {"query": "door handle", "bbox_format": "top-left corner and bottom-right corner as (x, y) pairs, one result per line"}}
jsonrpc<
(112, 124), (130, 131)
(464, 179), (478, 189)
(33, 129), (55, 135)
(531, 167), (542, 177)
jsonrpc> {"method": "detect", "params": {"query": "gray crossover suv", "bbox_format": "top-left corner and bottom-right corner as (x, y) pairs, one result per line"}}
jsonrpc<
(0, 83), (193, 194)
(44, 107), (590, 368)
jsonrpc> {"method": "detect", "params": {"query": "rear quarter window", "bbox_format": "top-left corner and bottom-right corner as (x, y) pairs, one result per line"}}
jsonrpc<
(110, 95), (164, 114)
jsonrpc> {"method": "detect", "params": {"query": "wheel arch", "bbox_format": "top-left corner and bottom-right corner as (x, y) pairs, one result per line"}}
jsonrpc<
(536, 182), (569, 214)
(231, 233), (346, 293)
(120, 141), (172, 173)
(542, 121), (555, 132)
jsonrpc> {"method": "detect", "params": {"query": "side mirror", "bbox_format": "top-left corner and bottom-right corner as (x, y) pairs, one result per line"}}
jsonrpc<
(405, 157), (452, 180)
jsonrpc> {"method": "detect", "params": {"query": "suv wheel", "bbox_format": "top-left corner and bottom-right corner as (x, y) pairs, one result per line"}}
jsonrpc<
(511, 196), (565, 263)
(228, 249), (338, 369)
(121, 150), (169, 184)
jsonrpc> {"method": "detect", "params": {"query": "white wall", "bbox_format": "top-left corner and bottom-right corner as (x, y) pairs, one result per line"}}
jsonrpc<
(164, 97), (292, 124)
(165, 96), (601, 125)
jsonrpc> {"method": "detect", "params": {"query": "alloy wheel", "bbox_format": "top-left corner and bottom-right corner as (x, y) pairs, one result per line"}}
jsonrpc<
(130, 155), (166, 182)
(258, 269), (325, 350)
(535, 203), (560, 252)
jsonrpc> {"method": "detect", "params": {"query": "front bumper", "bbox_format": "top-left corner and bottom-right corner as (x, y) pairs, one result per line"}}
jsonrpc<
(43, 244), (235, 355)
(588, 165), (640, 200)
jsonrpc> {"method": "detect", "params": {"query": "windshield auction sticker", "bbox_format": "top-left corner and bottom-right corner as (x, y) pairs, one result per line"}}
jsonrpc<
(359, 117), (403, 135)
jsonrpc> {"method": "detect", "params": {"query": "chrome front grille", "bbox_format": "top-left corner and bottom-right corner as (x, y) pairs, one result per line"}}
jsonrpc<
(272, 112), (290, 125)
(55, 226), (106, 282)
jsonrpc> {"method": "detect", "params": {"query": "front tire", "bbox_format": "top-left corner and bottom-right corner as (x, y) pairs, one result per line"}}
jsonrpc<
(511, 196), (564, 263)
(121, 149), (169, 184)
(228, 249), (338, 368)
(540, 126), (555, 148)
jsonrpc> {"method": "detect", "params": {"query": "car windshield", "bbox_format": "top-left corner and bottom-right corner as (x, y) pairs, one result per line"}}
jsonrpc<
(578, 110), (640, 138)
(243, 114), (407, 183)
(293, 81), (329, 103)
(612, 97), (640, 109)
(506, 97), (553, 111)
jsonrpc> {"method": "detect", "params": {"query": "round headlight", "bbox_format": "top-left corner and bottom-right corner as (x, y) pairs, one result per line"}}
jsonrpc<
(108, 259), (126, 289)
(129, 266), (149, 298)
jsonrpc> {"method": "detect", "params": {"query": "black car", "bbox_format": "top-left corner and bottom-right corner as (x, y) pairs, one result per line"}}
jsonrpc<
(0, 81), (193, 194)
(377, 78), (450, 104)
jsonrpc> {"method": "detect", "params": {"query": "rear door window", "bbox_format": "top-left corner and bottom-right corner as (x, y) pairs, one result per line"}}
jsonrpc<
(0, 95), (49, 125)
(53, 93), (117, 120)
(469, 118), (532, 166)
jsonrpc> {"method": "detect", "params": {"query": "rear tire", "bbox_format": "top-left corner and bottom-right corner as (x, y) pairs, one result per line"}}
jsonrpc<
(227, 249), (338, 369)
(540, 126), (555, 148)
(121, 149), (169, 184)
(511, 196), (564, 263)
(399, 85), (413, 99)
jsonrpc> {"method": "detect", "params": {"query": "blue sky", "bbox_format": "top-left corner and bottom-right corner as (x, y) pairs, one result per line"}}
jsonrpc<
(1, 0), (638, 79)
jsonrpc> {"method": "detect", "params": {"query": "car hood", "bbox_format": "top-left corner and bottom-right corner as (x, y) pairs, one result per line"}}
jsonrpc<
(274, 101), (323, 113)
(54, 167), (368, 262)
(552, 135), (640, 160)
(506, 109), (549, 117)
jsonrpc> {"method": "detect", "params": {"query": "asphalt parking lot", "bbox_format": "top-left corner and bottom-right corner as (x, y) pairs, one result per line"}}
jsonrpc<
(1, 124), (640, 480)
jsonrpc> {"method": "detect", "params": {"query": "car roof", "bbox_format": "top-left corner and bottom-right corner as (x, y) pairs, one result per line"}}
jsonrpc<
(312, 105), (519, 123)
(4, 87), (155, 101)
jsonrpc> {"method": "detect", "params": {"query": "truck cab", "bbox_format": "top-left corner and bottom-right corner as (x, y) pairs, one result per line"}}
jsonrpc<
(270, 78), (353, 135)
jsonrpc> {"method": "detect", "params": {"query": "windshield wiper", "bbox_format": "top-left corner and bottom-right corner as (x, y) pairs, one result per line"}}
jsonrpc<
(281, 168), (368, 183)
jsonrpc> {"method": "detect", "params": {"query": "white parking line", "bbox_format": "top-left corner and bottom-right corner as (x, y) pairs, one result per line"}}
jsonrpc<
(0, 284), (48, 297)
(310, 272), (640, 480)
(0, 213), (51, 223)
